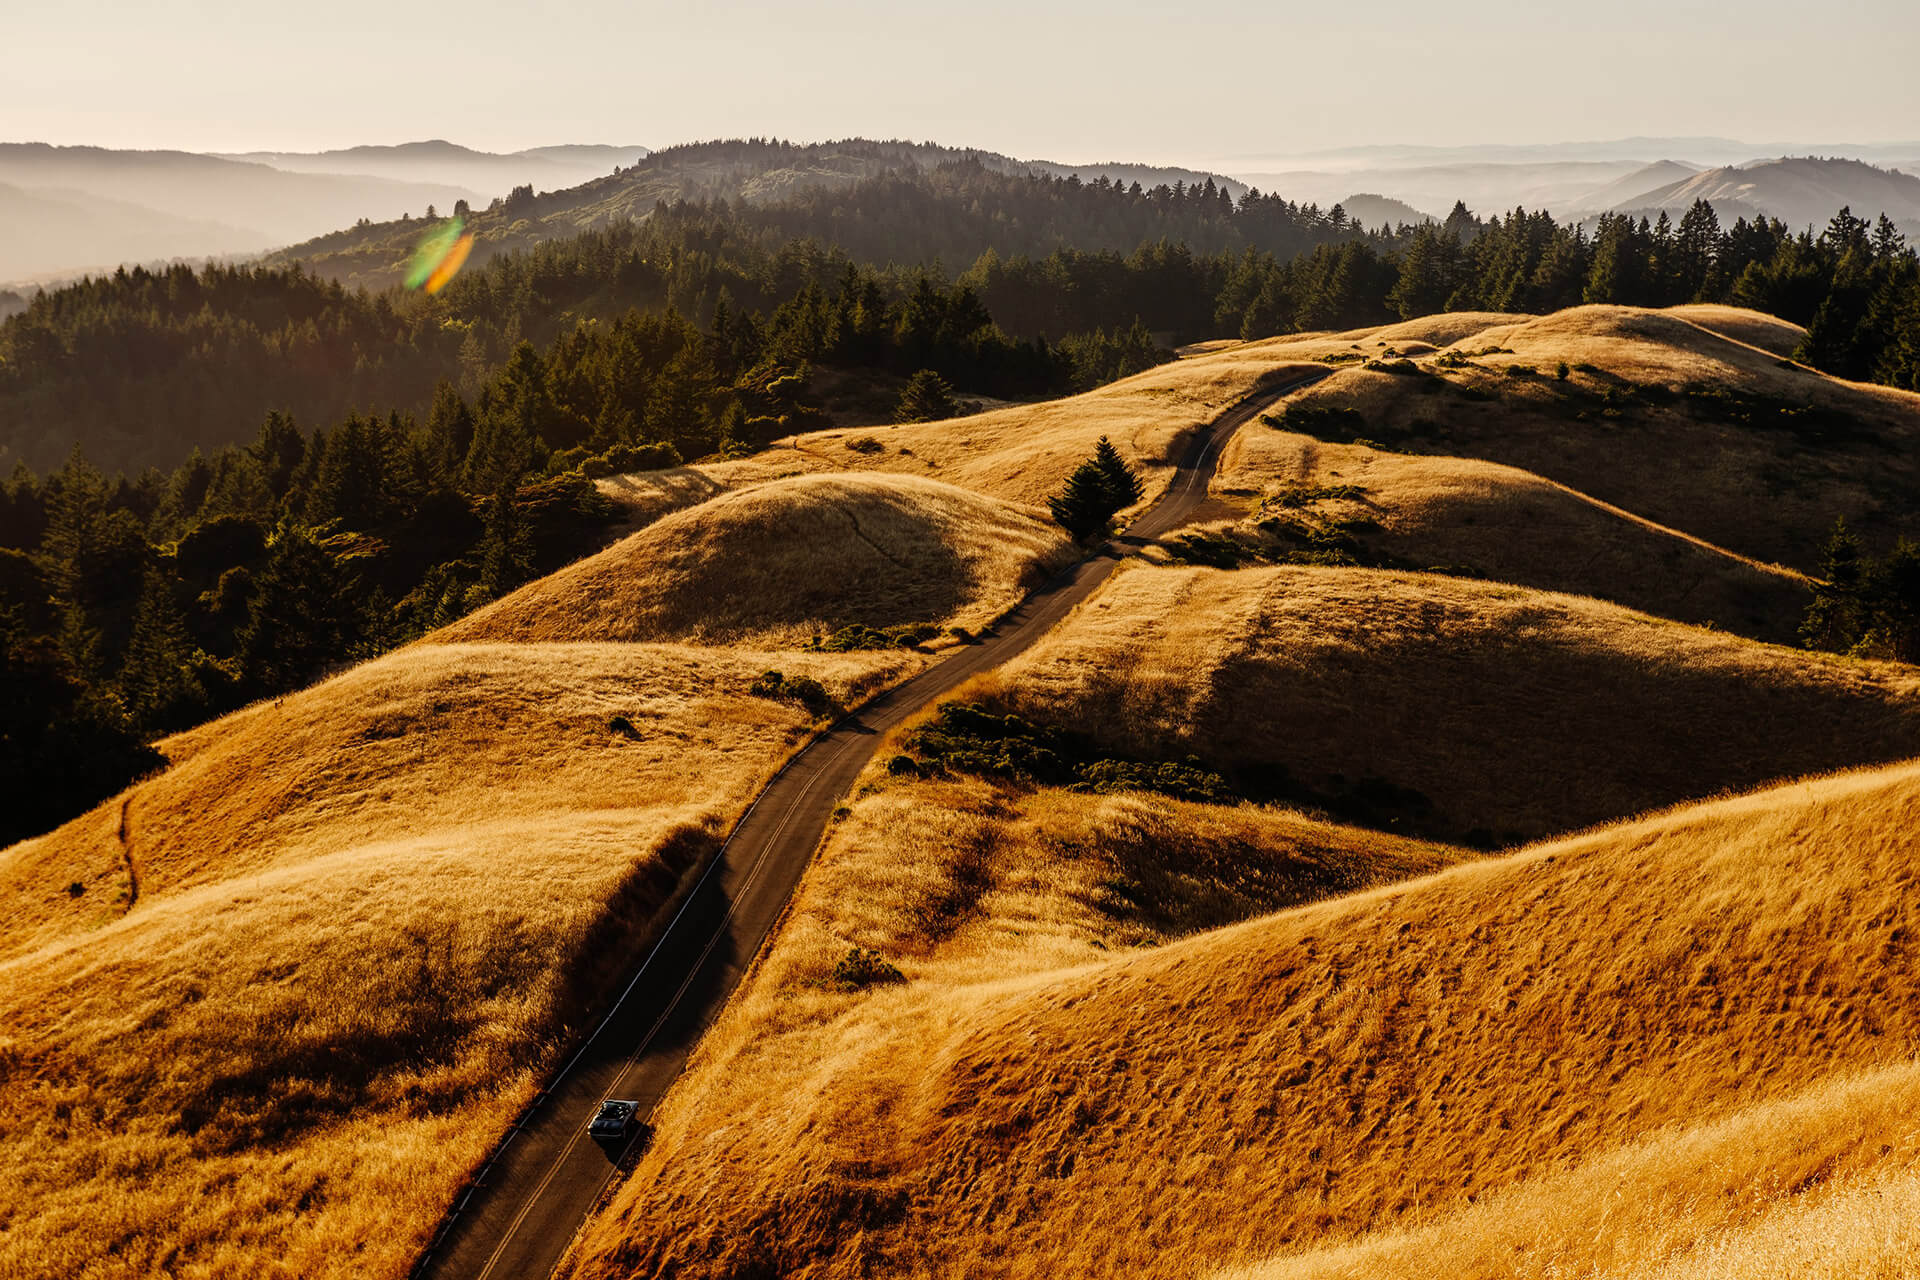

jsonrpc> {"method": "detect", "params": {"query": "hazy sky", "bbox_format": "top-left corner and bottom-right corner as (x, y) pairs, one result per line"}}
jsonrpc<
(9, 0), (1918, 166)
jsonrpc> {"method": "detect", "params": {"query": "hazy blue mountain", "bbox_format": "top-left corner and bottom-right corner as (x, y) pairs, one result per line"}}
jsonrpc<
(0, 181), (272, 284)
(1612, 157), (1920, 233)
(216, 139), (651, 197)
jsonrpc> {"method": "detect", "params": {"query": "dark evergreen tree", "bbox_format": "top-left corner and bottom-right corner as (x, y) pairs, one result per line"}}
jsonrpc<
(1090, 435), (1144, 509)
(1801, 517), (1866, 652)
(233, 523), (354, 696)
(1048, 458), (1121, 542)
(894, 369), (959, 423)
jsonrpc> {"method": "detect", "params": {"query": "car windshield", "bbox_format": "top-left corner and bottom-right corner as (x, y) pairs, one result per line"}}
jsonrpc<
(598, 1103), (625, 1116)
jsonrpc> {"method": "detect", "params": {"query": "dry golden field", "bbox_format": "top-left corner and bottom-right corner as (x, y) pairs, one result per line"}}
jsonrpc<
(0, 642), (908, 1279)
(976, 562), (1920, 843)
(564, 758), (1920, 1280)
(440, 473), (1075, 647)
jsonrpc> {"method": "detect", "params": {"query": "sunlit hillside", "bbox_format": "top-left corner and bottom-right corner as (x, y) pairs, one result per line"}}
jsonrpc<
(441, 473), (1074, 647)
(1252, 304), (1920, 574)
(0, 643), (907, 1278)
(577, 337), (1322, 536)
(8, 296), (1920, 1280)
(563, 757), (1920, 1280)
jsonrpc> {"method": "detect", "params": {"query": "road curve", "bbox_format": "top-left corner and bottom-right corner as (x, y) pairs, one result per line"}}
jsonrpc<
(413, 366), (1328, 1280)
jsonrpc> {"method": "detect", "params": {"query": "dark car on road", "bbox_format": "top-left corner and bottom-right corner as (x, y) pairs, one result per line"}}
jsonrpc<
(589, 1099), (641, 1141)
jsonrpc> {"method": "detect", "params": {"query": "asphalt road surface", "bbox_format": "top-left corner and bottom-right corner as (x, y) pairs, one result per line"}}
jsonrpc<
(413, 366), (1327, 1280)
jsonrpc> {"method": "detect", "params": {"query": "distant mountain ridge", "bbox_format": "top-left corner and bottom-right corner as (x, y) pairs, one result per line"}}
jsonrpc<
(1338, 192), (1434, 229)
(1609, 156), (1920, 233)
(1567, 160), (1703, 215)
(0, 142), (479, 284)
(264, 138), (1253, 288)
(0, 181), (271, 283)
(213, 139), (650, 196)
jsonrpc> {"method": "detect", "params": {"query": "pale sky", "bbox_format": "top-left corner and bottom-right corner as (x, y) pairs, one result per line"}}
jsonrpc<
(8, 0), (1918, 166)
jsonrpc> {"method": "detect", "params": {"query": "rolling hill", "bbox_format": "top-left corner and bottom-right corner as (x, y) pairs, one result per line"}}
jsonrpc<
(1337, 192), (1433, 229)
(565, 756), (1920, 1280)
(1565, 158), (1701, 214)
(0, 641), (911, 1277)
(967, 563), (1920, 843)
(264, 138), (1251, 289)
(440, 473), (1075, 647)
(1246, 304), (1920, 580)
(8, 298), (1920, 1279)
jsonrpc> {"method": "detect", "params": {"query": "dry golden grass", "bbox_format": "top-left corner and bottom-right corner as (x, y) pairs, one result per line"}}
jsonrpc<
(1267, 304), (1920, 572)
(717, 341), (1322, 509)
(563, 757), (1920, 1280)
(0, 642), (907, 1280)
(592, 451), (837, 530)
(1210, 426), (1812, 641)
(559, 773), (1468, 1280)
(1206, 1058), (1920, 1280)
(1664, 303), (1807, 359)
(439, 473), (1074, 647)
(980, 563), (1920, 842)
(568, 744), (1920, 1280)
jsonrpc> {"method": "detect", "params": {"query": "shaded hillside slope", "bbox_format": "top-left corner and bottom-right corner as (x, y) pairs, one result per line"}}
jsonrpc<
(1209, 420), (1812, 641)
(441, 474), (1073, 647)
(978, 564), (1920, 843)
(559, 774), (1470, 1279)
(1663, 303), (1805, 358)
(564, 759), (1920, 1280)
(1268, 304), (1920, 572)
(267, 139), (1247, 289)
(0, 642), (908, 1279)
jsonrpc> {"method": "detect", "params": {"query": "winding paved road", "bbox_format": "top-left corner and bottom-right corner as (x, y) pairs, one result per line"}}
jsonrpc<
(413, 366), (1327, 1280)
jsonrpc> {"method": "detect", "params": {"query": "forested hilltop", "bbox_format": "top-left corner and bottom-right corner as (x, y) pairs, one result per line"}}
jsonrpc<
(4, 139), (1920, 845)
(264, 138), (1251, 290)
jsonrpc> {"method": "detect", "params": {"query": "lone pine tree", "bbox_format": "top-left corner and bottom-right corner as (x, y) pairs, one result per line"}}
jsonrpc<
(1049, 436), (1143, 541)
(894, 368), (959, 423)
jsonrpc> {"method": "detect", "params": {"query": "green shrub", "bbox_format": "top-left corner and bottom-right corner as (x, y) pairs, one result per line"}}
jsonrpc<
(831, 946), (906, 990)
(607, 714), (642, 741)
(1556, 361), (1571, 380)
(1262, 405), (1369, 442)
(1504, 363), (1536, 378)
(894, 369), (959, 423)
(845, 435), (885, 454)
(1166, 531), (1254, 568)
(809, 622), (939, 652)
(747, 670), (834, 716)
(1363, 357), (1421, 375)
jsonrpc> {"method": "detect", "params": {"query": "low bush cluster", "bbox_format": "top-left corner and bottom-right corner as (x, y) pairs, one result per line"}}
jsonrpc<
(808, 622), (939, 652)
(747, 669), (835, 716)
(906, 702), (1233, 803)
(829, 946), (906, 990)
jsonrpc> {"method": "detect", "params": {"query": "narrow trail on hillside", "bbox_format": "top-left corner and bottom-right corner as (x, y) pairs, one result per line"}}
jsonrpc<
(413, 367), (1329, 1280)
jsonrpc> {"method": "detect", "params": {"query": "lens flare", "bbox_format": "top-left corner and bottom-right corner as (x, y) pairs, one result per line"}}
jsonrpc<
(405, 217), (474, 294)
